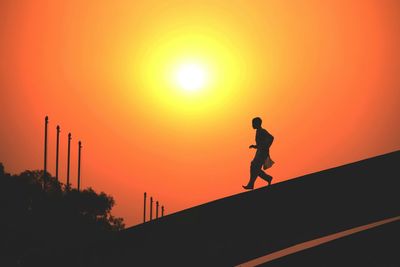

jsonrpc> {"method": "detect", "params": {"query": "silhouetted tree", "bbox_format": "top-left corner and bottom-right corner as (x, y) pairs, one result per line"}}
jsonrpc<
(0, 162), (125, 266)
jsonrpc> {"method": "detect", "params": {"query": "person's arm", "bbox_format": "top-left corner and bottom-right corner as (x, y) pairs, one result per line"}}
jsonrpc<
(250, 130), (260, 149)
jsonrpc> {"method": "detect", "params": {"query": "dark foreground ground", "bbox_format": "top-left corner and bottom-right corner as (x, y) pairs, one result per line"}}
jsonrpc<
(4, 151), (400, 266)
(262, 219), (399, 267)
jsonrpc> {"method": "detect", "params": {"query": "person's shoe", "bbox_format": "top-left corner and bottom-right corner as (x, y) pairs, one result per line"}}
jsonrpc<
(267, 176), (273, 186)
(242, 185), (254, 190)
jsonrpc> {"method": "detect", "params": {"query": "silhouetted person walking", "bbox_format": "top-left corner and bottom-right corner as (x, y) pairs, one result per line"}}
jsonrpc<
(243, 117), (274, 190)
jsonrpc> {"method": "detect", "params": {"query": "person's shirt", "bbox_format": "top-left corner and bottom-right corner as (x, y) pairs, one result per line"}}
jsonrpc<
(255, 128), (274, 151)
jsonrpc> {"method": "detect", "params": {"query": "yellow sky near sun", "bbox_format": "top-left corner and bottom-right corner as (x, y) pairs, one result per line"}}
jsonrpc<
(125, 11), (256, 121)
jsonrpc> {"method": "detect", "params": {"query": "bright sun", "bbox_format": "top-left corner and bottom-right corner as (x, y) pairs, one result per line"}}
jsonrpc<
(175, 63), (207, 91)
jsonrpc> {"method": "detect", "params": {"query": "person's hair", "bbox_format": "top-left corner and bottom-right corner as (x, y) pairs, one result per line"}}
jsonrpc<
(252, 117), (262, 127)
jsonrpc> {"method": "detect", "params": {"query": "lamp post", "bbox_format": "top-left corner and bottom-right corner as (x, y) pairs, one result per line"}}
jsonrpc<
(156, 201), (159, 219)
(55, 125), (60, 180)
(66, 133), (71, 190)
(77, 141), (82, 191)
(44, 116), (48, 175)
(143, 192), (147, 223)
(150, 197), (153, 221)
(43, 116), (49, 189)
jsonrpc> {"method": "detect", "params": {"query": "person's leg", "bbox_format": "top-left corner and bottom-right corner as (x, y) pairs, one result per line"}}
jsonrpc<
(258, 170), (272, 185)
(243, 159), (263, 189)
(244, 150), (273, 189)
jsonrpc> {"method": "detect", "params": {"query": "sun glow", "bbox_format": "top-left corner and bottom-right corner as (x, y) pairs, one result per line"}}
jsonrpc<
(131, 24), (250, 118)
(175, 63), (207, 92)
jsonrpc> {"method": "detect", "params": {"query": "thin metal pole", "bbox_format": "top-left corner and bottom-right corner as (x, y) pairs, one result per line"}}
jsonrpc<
(55, 125), (60, 180)
(77, 141), (82, 191)
(143, 192), (147, 223)
(44, 116), (48, 175)
(66, 133), (71, 190)
(150, 197), (153, 221)
(161, 206), (164, 217)
(156, 201), (159, 219)
(43, 116), (48, 189)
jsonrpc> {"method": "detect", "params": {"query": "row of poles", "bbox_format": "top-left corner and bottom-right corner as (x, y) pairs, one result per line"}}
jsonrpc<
(43, 116), (82, 191)
(143, 192), (165, 223)
(45, 116), (165, 224)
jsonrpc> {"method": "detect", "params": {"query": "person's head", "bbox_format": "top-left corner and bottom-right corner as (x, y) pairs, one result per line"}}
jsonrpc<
(252, 117), (262, 129)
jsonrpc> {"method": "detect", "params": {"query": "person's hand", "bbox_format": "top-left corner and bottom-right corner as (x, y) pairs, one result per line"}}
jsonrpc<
(249, 145), (256, 149)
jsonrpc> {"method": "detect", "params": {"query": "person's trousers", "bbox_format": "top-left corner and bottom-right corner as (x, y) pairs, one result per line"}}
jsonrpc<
(249, 150), (271, 186)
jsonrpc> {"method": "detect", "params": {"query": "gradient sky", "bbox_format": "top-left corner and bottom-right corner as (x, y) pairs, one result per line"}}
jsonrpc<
(1, 0), (399, 226)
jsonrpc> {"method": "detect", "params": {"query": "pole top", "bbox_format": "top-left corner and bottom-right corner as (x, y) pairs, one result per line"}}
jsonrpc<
(56, 125), (60, 131)
(68, 132), (71, 139)
(144, 192), (147, 196)
(45, 116), (48, 122)
(79, 141), (82, 147)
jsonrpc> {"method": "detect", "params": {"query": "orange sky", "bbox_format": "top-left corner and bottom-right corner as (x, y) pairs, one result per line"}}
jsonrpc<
(1, 0), (399, 226)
